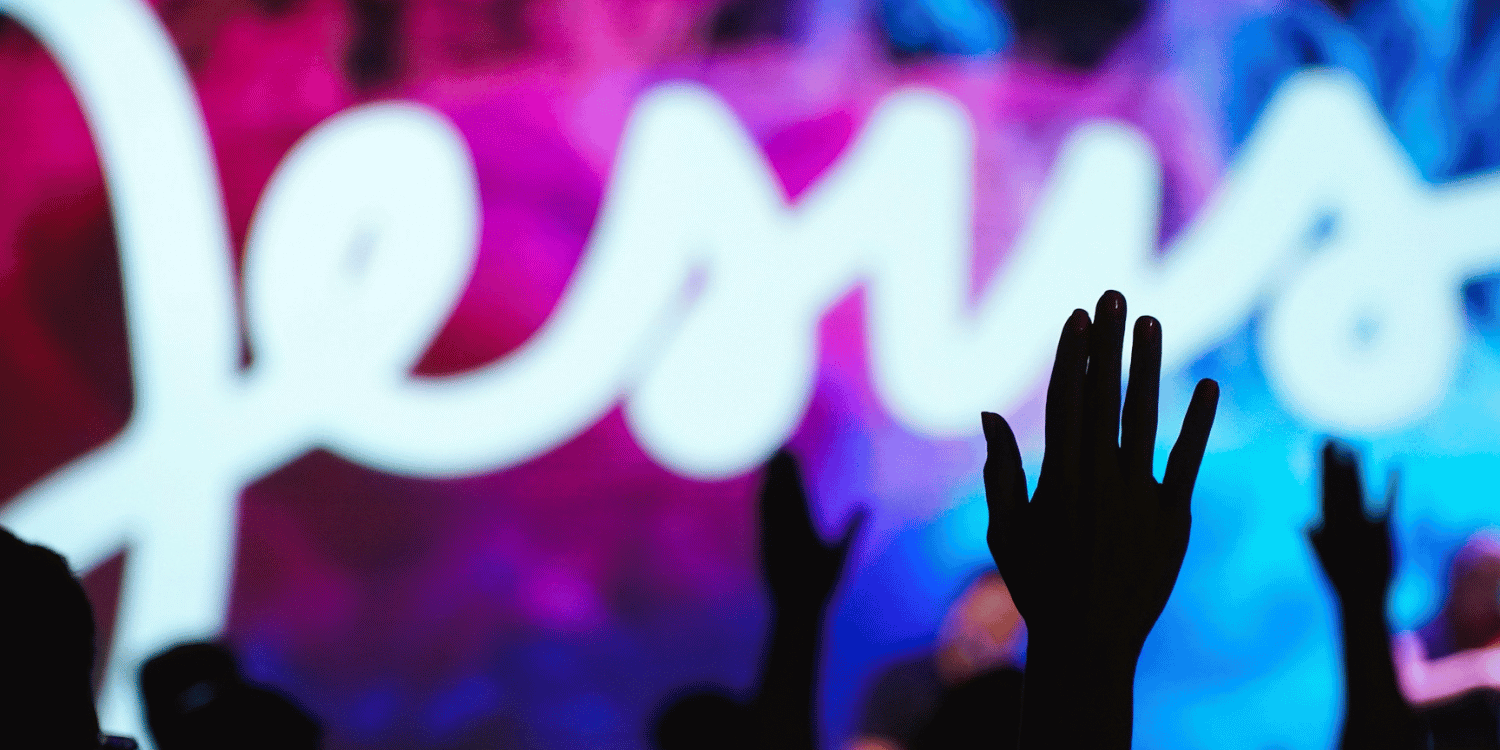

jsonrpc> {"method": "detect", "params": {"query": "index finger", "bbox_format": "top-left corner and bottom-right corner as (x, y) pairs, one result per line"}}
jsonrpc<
(1042, 308), (1091, 498)
(1320, 439), (1366, 524)
(762, 449), (815, 542)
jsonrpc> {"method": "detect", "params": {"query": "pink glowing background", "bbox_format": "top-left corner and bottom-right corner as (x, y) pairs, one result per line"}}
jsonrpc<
(0, 1), (1252, 747)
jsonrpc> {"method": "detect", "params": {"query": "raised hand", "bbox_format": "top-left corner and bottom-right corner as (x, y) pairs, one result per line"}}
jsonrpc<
(760, 450), (864, 613)
(981, 290), (1219, 749)
(1308, 441), (1397, 608)
(1307, 440), (1423, 750)
(754, 450), (864, 750)
(653, 452), (862, 750)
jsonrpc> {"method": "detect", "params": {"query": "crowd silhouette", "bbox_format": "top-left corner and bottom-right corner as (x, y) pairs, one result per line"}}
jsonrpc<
(140, 643), (321, 750)
(0, 527), (102, 749)
(10, 290), (1500, 748)
(850, 570), (1024, 750)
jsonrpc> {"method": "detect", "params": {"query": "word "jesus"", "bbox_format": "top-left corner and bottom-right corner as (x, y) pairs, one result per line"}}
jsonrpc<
(7, 0), (1500, 745)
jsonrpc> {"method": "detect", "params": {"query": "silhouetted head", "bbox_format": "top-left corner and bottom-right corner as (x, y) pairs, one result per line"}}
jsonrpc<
(911, 666), (1025, 750)
(1444, 531), (1500, 650)
(0, 526), (101, 749)
(935, 571), (1024, 684)
(1003, 0), (1148, 69)
(142, 642), (321, 750)
(141, 642), (240, 745)
(651, 686), (754, 750)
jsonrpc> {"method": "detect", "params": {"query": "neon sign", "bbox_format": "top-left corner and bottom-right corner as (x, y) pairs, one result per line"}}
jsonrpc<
(6, 0), (1500, 745)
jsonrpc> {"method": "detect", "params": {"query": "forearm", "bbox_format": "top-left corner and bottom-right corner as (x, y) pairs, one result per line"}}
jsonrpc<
(1019, 638), (1138, 750)
(1336, 600), (1422, 748)
(756, 606), (823, 750)
(1340, 601), (1405, 700)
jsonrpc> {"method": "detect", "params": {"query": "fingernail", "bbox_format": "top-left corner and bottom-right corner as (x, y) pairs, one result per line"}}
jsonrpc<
(1101, 290), (1125, 313)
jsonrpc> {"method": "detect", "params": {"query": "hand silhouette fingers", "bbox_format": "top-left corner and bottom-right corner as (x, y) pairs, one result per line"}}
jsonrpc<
(983, 411), (1029, 532)
(1163, 379), (1219, 505)
(1087, 291), (1127, 459)
(982, 411), (1029, 593)
(762, 450), (815, 545)
(1320, 440), (1365, 527)
(1043, 309), (1090, 499)
(1121, 316), (1162, 481)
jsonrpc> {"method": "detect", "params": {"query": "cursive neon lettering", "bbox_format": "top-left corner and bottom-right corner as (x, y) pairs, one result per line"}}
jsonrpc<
(6, 0), (1500, 745)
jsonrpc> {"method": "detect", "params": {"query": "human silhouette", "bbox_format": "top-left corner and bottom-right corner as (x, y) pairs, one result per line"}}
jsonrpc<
(652, 450), (863, 750)
(1307, 440), (1424, 750)
(0, 526), (104, 749)
(908, 664), (1025, 750)
(1393, 529), (1500, 748)
(852, 571), (1026, 750)
(141, 641), (321, 750)
(651, 685), (754, 750)
(982, 289), (1219, 749)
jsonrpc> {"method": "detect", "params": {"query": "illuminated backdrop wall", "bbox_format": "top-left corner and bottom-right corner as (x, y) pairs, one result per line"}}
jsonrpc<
(3, 0), (1500, 748)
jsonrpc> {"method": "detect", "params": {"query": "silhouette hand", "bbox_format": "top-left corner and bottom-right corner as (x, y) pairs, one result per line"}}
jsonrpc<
(760, 450), (864, 611)
(1308, 440), (1397, 608)
(1309, 447), (1421, 749)
(754, 451), (864, 750)
(982, 290), (1219, 659)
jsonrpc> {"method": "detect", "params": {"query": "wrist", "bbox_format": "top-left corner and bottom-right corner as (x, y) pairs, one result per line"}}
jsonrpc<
(1337, 595), (1389, 620)
(1026, 630), (1142, 675)
(1334, 598), (1394, 644)
(1021, 636), (1138, 748)
(1327, 578), (1391, 613)
(770, 597), (828, 627)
